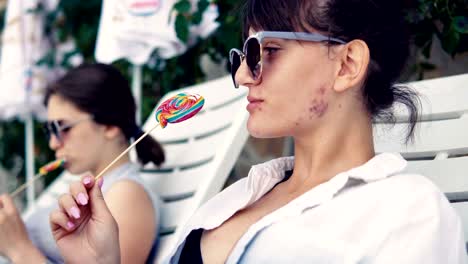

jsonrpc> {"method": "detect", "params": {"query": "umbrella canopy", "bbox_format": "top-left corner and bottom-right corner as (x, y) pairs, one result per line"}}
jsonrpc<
(0, 0), (59, 120)
(95, 0), (219, 65)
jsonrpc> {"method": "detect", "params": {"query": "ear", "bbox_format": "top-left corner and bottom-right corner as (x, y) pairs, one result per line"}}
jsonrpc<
(103, 125), (122, 140)
(333, 40), (370, 93)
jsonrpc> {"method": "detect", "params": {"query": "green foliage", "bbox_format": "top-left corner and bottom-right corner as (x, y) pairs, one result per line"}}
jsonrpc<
(405, 0), (468, 78)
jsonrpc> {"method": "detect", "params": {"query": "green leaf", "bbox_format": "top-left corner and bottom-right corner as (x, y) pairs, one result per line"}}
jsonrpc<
(192, 13), (202, 25)
(453, 16), (468, 34)
(175, 14), (190, 43)
(173, 0), (191, 13)
(191, 0), (210, 25)
(197, 0), (210, 12)
(441, 24), (460, 56)
(36, 51), (55, 67)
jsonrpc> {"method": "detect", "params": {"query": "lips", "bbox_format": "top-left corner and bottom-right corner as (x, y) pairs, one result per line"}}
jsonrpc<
(246, 95), (264, 112)
(247, 95), (263, 103)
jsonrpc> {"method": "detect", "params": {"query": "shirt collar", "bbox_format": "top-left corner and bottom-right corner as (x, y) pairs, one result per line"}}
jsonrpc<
(346, 152), (407, 182)
(246, 152), (407, 213)
(252, 152), (407, 184)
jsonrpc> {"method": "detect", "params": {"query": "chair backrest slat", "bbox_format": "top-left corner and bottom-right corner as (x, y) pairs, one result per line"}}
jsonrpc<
(139, 76), (249, 263)
(373, 73), (468, 254)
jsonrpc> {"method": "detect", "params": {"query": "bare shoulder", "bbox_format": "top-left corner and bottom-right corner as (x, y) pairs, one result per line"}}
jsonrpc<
(104, 180), (158, 263)
(104, 179), (155, 216)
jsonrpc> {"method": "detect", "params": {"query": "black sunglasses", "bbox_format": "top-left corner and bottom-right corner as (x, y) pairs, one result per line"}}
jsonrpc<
(43, 117), (92, 142)
(229, 31), (347, 88)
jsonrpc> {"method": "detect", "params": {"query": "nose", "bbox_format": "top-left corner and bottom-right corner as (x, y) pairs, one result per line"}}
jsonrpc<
(234, 60), (261, 88)
(48, 134), (62, 150)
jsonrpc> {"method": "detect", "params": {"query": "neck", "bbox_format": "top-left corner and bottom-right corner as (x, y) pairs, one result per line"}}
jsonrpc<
(287, 110), (374, 193)
(91, 142), (131, 176)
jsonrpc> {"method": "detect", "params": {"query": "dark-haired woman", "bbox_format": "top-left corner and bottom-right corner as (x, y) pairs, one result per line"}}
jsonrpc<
(0, 63), (164, 263)
(49, 1), (466, 263)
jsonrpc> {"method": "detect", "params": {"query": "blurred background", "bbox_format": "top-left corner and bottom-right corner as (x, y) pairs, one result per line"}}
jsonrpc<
(0, 0), (467, 207)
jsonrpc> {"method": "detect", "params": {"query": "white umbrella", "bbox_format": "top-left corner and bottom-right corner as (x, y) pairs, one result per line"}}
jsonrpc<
(0, 0), (58, 206)
(95, 0), (219, 123)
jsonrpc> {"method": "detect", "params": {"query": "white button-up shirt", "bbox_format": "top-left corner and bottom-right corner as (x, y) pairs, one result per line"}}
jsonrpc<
(165, 153), (467, 263)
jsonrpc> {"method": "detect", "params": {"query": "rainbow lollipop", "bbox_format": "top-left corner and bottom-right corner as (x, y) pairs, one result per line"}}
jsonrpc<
(155, 93), (204, 128)
(95, 93), (205, 180)
(39, 159), (66, 175)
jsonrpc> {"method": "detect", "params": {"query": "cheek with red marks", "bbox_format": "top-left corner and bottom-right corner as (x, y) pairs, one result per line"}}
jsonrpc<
(308, 99), (329, 119)
(307, 85), (330, 118)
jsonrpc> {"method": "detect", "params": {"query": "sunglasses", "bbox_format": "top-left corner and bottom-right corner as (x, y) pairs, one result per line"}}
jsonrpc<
(229, 31), (347, 88)
(43, 117), (92, 142)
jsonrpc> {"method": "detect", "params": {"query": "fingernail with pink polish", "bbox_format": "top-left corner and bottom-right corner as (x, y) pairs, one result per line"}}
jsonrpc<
(83, 177), (91, 185)
(98, 178), (104, 189)
(70, 206), (80, 219)
(67, 221), (75, 230)
(77, 193), (88, 205)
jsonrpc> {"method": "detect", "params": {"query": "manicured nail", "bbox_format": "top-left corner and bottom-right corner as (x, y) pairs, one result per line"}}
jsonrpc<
(67, 221), (75, 230)
(83, 177), (91, 185)
(98, 178), (104, 189)
(70, 206), (80, 219)
(77, 193), (88, 205)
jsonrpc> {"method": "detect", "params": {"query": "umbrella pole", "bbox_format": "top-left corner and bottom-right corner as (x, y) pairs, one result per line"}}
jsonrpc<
(132, 64), (142, 125)
(25, 113), (35, 207)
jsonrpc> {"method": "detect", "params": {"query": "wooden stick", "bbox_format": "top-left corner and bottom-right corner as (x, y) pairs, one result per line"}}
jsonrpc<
(95, 124), (160, 180)
(10, 172), (45, 198)
(9, 124), (160, 198)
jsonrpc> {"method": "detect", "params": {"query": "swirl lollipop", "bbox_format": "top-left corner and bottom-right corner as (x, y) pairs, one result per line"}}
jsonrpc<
(39, 159), (66, 175)
(95, 93), (205, 180)
(155, 93), (204, 128)
(11, 159), (66, 197)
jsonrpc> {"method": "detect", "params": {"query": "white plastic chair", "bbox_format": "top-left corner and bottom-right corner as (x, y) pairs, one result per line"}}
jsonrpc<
(20, 75), (249, 264)
(373, 73), (468, 251)
(139, 75), (249, 263)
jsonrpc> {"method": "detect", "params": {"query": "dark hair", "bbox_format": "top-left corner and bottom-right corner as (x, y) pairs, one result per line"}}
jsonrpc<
(44, 63), (165, 166)
(242, 0), (420, 141)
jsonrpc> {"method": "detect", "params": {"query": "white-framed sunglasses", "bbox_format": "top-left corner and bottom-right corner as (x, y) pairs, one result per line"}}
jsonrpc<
(229, 31), (347, 88)
(43, 116), (93, 142)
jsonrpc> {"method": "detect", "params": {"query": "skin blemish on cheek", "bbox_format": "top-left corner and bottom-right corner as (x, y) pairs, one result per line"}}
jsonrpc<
(309, 99), (329, 118)
(318, 87), (326, 95)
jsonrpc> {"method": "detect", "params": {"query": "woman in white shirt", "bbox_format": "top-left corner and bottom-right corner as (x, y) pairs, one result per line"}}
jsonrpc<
(48, 0), (466, 263)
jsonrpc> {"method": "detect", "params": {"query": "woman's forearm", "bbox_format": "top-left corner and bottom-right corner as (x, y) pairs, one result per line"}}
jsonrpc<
(8, 242), (46, 264)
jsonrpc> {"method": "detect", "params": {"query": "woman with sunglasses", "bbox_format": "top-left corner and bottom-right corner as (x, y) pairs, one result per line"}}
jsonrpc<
(0, 63), (165, 263)
(49, 0), (466, 263)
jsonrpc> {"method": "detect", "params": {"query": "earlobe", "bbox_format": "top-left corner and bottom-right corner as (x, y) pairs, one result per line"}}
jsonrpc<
(333, 40), (370, 93)
(104, 125), (121, 139)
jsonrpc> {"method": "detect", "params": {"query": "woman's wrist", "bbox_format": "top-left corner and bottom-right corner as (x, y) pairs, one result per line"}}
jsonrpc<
(8, 241), (46, 264)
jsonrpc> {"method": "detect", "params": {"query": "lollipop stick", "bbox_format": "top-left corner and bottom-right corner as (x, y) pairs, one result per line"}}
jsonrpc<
(95, 123), (160, 180)
(10, 172), (45, 198)
(10, 159), (66, 198)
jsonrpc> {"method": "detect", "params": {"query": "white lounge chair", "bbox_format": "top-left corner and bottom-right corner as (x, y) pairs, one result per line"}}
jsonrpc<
(19, 75), (249, 264)
(374, 73), (468, 252)
(139, 75), (249, 263)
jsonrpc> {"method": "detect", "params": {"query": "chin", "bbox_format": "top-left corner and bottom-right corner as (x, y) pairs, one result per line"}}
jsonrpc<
(247, 122), (283, 139)
(65, 164), (85, 175)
